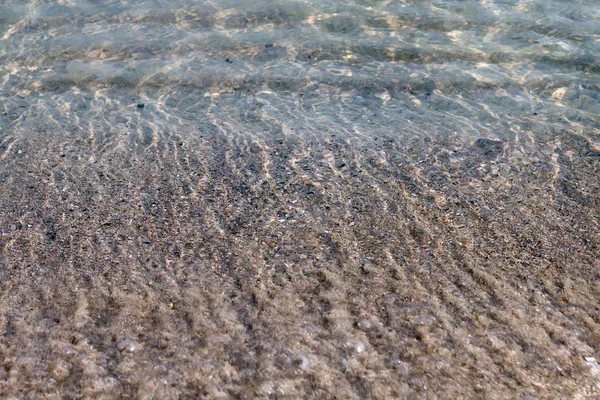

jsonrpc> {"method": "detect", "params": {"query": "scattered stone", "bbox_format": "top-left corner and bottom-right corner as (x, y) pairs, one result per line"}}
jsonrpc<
(552, 87), (568, 100)
(117, 339), (140, 353)
(473, 138), (504, 157)
(345, 338), (366, 353)
(154, 364), (169, 374)
(51, 360), (70, 382)
(389, 359), (412, 375)
(290, 353), (309, 370)
(137, 103), (145, 109)
(265, 43), (274, 48)
(356, 318), (372, 330)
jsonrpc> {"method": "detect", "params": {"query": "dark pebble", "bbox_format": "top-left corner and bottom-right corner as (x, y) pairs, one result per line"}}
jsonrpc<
(265, 43), (274, 48)
(137, 103), (145, 109)
(473, 138), (503, 157)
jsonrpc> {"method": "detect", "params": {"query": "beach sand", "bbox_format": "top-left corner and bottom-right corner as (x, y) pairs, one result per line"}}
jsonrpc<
(0, 113), (599, 398)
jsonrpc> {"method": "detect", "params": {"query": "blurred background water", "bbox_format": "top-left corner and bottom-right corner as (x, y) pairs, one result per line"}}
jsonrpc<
(0, 0), (599, 146)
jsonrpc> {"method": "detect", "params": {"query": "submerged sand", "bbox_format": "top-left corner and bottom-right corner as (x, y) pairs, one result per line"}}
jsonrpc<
(0, 115), (599, 398)
(1, 0), (600, 397)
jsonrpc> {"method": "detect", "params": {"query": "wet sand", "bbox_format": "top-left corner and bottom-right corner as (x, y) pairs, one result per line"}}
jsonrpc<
(0, 114), (599, 399)
(1, 0), (600, 397)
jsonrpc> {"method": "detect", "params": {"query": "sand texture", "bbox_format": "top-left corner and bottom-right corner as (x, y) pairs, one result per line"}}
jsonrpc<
(0, 117), (599, 399)
(1, 0), (600, 398)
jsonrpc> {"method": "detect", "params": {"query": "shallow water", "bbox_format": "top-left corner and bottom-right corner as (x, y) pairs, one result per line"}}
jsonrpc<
(0, 1), (599, 398)
(1, 0), (599, 139)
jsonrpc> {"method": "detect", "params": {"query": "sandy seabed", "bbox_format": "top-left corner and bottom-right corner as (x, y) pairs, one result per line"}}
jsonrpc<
(0, 117), (599, 399)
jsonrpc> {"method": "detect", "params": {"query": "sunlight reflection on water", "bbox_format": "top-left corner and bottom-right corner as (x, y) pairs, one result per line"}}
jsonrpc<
(0, 0), (598, 145)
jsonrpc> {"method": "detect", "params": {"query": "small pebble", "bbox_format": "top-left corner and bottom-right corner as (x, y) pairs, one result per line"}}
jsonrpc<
(390, 359), (412, 375)
(552, 87), (567, 100)
(117, 339), (140, 353)
(290, 354), (309, 370)
(51, 360), (70, 382)
(265, 43), (274, 48)
(345, 338), (366, 353)
(137, 103), (145, 109)
(154, 364), (169, 374)
(356, 318), (372, 330)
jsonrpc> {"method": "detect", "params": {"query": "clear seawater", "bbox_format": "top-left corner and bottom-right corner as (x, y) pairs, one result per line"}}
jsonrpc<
(1, 0), (599, 143)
